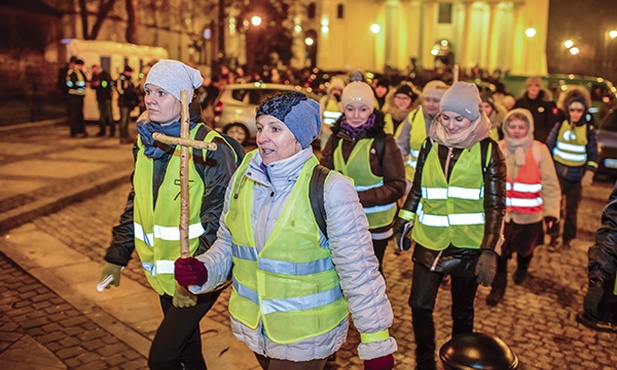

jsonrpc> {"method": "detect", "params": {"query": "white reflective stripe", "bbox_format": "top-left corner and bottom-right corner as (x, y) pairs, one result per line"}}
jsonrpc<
(323, 111), (342, 125)
(449, 213), (485, 225)
(422, 187), (448, 199)
(261, 286), (343, 315)
(134, 222), (154, 247)
(447, 186), (483, 200)
(556, 141), (586, 153)
(364, 202), (396, 214)
(355, 180), (384, 192)
(506, 197), (543, 207)
(156, 260), (175, 274)
(410, 149), (420, 157)
(421, 186), (482, 200)
(506, 182), (542, 193)
(553, 147), (587, 163)
(153, 223), (206, 241)
(406, 157), (418, 169)
(418, 208), (485, 226)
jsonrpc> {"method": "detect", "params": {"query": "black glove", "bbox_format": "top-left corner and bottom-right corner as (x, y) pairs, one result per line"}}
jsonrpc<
(583, 278), (605, 321)
(544, 216), (557, 230)
(392, 218), (413, 251)
(475, 250), (498, 286)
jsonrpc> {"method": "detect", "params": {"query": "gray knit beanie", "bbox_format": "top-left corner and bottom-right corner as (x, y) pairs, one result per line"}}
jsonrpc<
(439, 82), (482, 121)
(422, 80), (449, 100)
(145, 59), (203, 101)
(255, 92), (321, 149)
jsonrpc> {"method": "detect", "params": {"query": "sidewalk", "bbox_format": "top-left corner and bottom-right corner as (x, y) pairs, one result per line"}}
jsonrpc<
(0, 121), (259, 369)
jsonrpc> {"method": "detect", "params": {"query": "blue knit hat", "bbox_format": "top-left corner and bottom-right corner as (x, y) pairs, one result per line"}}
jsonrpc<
(255, 92), (321, 149)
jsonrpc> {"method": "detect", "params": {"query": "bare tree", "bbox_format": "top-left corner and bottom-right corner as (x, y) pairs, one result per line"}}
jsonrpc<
(125, 0), (139, 43)
(78, 0), (117, 40)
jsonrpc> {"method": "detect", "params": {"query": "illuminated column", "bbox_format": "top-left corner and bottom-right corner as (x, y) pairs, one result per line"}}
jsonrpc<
(318, 0), (332, 68)
(421, 0), (437, 69)
(407, 0), (422, 68)
(485, 3), (498, 71)
(384, 0), (401, 68)
(510, 3), (524, 74)
(460, 1), (473, 71)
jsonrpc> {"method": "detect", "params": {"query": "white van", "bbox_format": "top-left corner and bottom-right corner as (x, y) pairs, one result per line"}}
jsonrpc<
(61, 39), (168, 121)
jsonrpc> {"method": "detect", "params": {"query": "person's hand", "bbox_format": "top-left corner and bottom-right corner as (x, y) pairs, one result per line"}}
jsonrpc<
(475, 250), (498, 287)
(581, 171), (594, 187)
(392, 218), (413, 251)
(364, 354), (394, 370)
(174, 257), (208, 287)
(100, 263), (123, 288)
(544, 216), (557, 230)
(173, 283), (197, 308)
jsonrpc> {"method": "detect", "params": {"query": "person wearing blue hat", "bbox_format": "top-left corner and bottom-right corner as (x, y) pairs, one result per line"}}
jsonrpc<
(100, 59), (240, 370)
(174, 91), (398, 370)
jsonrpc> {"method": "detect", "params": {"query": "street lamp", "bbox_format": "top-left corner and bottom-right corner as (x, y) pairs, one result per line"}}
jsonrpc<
(524, 27), (536, 74)
(564, 39), (574, 49)
(570, 47), (580, 55)
(251, 16), (262, 27)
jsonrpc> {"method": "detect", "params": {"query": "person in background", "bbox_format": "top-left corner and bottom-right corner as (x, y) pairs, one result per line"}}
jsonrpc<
(393, 81), (506, 370)
(100, 59), (239, 370)
(318, 77), (345, 149)
(480, 90), (505, 142)
(383, 83), (420, 136)
(373, 77), (391, 112)
(577, 180), (617, 333)
(485, 108), (560, 306)
(321, 81), (406, 275)
(513, 76), (557, 143)
(395, 80), (449, 198)
(546, 90), (599, 250)
(66, 58), (88, 138)
(116, 65), (138, 144)
(174, 91), (397, 370)
(90, 64), (115, 137)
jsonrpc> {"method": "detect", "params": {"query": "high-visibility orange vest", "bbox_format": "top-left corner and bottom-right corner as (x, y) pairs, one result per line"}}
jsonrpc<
(504, 144), (543, 214)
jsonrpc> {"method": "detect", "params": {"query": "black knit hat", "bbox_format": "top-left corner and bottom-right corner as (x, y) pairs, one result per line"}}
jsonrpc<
(394, 85), (417, 100)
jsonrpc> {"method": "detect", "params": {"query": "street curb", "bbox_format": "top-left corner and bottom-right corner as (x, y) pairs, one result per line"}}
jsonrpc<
(0, 172), (130, 234)
(0, 118), (66, 132)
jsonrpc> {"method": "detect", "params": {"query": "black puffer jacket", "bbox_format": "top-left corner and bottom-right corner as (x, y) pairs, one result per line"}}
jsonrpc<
(400, 137), (506, 275)
(588, 181), (617, 283)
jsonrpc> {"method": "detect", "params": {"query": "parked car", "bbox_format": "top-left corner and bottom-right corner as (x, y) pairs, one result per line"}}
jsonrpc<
(212, 82), (320, 144)
(596, 108), (617, 178)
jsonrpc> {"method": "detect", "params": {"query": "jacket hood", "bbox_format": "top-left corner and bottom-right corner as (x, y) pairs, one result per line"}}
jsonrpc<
(503, 107), (535, 137)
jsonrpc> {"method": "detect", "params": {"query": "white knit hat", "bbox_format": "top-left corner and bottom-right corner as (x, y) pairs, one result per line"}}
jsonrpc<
(341, 81), (374, 109)
(145, 59), (203, 101)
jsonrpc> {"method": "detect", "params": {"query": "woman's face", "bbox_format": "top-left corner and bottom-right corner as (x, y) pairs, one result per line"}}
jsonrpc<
(568, 106), (584, 123)
(506, 118), (529, 139)
(343, 102), (373, 127)
(480, 102), (494, 116)
(394, 93), (413, 110)
(144, 84), (181, 125)
(256, 115), (302, 165)
(440, 111), (472, 135)
(526, 81), (541, 99)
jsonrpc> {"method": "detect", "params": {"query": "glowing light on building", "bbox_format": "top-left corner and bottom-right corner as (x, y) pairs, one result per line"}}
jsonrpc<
(525, 27), (537, 38)
(370, 24), (380, 34)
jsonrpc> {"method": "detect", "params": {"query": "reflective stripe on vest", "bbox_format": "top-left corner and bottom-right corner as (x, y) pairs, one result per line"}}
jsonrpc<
(552, 121), (588, 166)
(225, 151), (348, 344)
(323, 99), (342, 125)
(132, 125), (223, 296)
(333, 138), (397, 229)
(504, 144), (543, 214)
(412, 142), (486, 250)
(405, 107), (427, 181)
(66, 68), (86, 95)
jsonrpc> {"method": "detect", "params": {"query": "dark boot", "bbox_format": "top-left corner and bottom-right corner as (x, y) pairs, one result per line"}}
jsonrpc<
(487, 258), (507, 306)
(486, 289), (504, 307)
(513, 254), (532, 284)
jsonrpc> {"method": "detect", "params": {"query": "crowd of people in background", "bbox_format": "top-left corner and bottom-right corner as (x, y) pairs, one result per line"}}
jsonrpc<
(57, 56), (613, 369)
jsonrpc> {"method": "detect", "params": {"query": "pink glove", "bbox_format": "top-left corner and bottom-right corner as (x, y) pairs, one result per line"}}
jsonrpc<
(364, 354), (394, 370)
(174, 257), (208, 287)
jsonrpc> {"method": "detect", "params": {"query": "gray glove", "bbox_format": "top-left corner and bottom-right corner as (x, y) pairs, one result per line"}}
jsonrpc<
(475, 250), (498, 287)
(173, 282), (197, 308)
(100, 262), (123, 288)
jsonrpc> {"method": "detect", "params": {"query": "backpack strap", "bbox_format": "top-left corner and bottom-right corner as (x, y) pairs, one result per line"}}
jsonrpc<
(309, 164), (330, 239)
(193, 124), (246, 181)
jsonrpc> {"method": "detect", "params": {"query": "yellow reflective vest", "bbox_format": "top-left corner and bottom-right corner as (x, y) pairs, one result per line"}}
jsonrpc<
(133, 126), (223, 296)
(403, 108), (427, 182)
(552, 121), (589, 167)
(412, 142), (486, 250)
(333, 138), (397, 229)
(225, 151), (349, 344)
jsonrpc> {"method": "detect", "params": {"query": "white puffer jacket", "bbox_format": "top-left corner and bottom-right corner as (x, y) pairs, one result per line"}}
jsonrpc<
(190, 147), (397, 361)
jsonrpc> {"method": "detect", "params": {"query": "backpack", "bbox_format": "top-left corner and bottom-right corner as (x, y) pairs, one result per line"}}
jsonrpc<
(309, 165), (330, 239)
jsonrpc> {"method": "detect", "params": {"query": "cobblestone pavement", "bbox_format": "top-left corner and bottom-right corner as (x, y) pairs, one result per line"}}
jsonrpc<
(0, 121), (616, 369)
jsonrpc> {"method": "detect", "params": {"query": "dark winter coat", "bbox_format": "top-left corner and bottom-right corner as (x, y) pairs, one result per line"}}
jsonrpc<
(588, 181), (617, 283)
(513, 90), (557, 143)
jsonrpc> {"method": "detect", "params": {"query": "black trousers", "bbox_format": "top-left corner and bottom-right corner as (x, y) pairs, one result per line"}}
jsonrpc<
(148, 289), (222, 370)
(550, 178), (582, 242)
(97, 99), (114, 135)
(67, 95), (85, 136)
(372, 238), (389, 276)
(409, 263), (478, 370)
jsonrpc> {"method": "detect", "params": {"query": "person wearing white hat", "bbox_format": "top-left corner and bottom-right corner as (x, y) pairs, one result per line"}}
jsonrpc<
(100, 59), (240, 370)
(393, 82), (506, 370)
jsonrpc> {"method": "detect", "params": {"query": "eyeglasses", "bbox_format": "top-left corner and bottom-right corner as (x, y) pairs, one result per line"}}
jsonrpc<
(569, 108), (583, 113)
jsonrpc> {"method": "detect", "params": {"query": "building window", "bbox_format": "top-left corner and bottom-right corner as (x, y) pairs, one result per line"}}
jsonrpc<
(308, 3), (316, 19)
(337, 4), (344, 19)
(438, 3), (452, 24)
